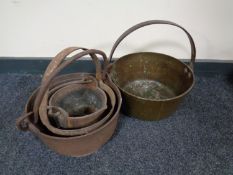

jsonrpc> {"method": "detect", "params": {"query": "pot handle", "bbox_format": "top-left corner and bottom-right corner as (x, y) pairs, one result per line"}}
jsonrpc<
(33, 49), (108, 123)
(42, 47), (87, 81)
(109, 20), (196, 69)
(42, 47), (108, 82)
(16, 112), (34, 131)
(16, 112), (42, 136)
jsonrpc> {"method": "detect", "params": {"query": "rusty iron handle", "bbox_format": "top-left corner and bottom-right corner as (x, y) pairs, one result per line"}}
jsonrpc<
(16, 112), (41, 135)
(42, 47), (88, 81)
(109, 20), (196, 69)
(48, 77), (97, 95)
(42, 47), (108, 82)
(16, 112), (34, 131)
(33, 49), (108, 123)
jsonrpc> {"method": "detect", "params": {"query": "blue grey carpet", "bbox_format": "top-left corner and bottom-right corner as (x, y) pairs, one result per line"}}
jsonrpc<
(0, 73), (233, 175)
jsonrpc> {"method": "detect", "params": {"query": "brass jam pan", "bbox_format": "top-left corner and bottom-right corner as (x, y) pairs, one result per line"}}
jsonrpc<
(108, 20), (196, 120)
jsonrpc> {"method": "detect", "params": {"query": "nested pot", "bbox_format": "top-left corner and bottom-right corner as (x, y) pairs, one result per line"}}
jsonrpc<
(16, 48), (122, 157)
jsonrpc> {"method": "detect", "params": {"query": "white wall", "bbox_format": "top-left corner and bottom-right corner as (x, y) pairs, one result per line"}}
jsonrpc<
(0, 0), (233, 60)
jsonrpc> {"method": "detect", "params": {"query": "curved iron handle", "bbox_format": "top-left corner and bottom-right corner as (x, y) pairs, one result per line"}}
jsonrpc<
(16, 112), (34, 131)
(109, 20), (196, 69)
(16, 111), (41, 135)
(42, 47), (87, 81)
(33, 49), (108, 123)
(42, 47), (107, 82)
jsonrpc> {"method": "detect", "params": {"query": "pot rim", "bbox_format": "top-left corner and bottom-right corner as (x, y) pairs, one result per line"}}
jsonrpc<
(49, 84), (108, 119)
(24, 75), (122, 140)
(109, 52), (195, 102)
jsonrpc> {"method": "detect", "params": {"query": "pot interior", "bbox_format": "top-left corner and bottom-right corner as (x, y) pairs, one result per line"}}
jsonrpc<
(110, 52), (194, 100)
(51, 87), (106, 117)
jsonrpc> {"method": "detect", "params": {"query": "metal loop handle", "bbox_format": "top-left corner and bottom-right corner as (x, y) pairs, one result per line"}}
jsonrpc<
(42, 47), (106, 82)
(109, 20), (196, 69)
(42, 47), (87, 81)
(33, 49), (108, 123)
(16, 112), (33, 131)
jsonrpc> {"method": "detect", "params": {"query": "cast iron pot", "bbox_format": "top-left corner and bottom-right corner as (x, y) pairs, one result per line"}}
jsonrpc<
(16, 48), (122, 157)
(35, 48), (116, 135)
(48, 78), (108, 129)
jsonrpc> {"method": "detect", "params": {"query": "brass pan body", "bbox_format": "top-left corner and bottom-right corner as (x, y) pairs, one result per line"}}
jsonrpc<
(108, 20), (196, 120)
(109, 52), (194, 120)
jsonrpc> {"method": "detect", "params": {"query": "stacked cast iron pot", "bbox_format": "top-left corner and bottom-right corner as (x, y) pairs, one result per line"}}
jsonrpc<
(16, 47), (122, 157)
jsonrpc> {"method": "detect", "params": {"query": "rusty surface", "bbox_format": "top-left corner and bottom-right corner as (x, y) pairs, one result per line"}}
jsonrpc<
(109, 20), (196, 120)
(33, 48), (108, 123)
(48, 81), (108, 129)
(16, 74), (121, 157)
(16, 48), (122, 157)
(39, 76), (116, 136)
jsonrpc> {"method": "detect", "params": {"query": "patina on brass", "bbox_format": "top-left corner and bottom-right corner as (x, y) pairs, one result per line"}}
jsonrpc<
(108, 20), (196, 120)
(16, 48), (122, 157)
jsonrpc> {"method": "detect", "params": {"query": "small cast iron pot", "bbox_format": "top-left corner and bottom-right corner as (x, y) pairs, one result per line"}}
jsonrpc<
(48, 79), (108, 129)
(16, 74), (121, 157)
(37, 48), (116, 136)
